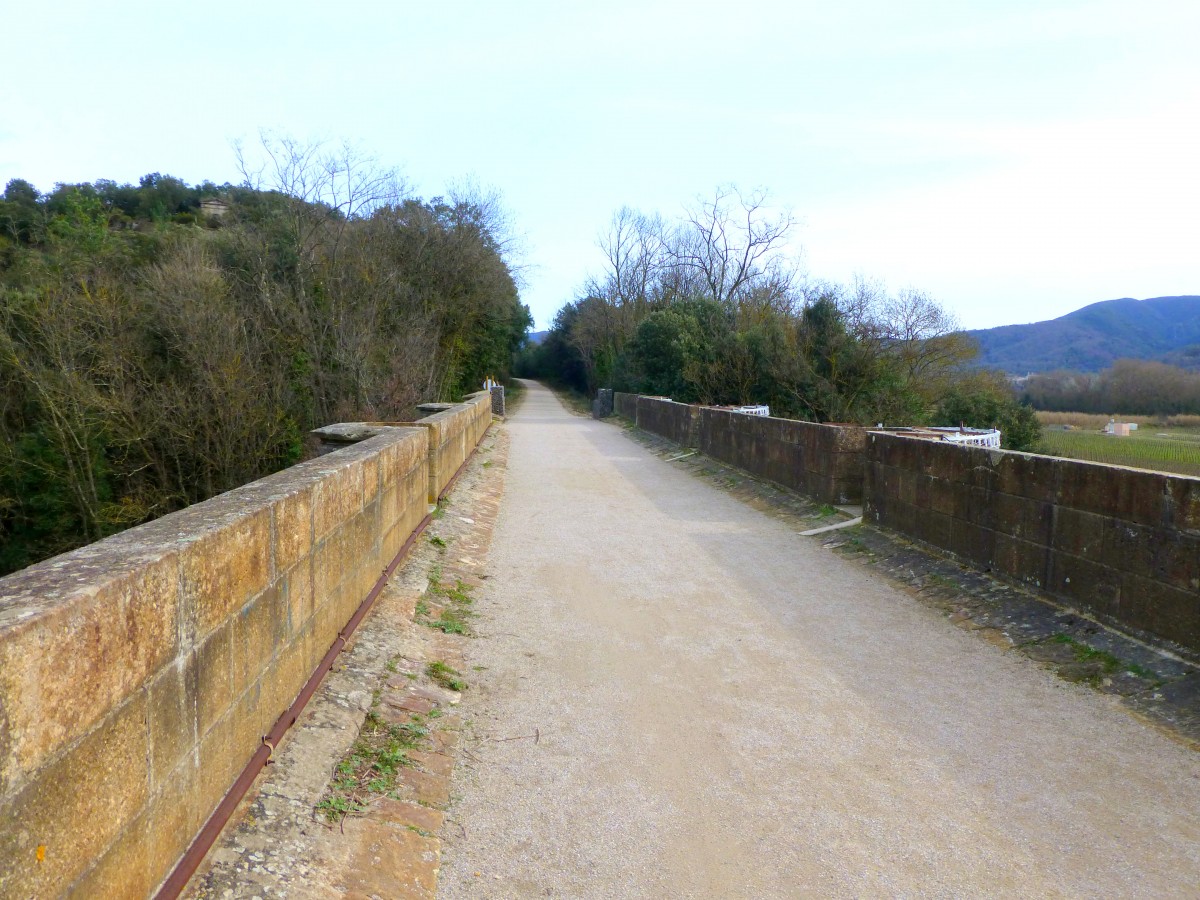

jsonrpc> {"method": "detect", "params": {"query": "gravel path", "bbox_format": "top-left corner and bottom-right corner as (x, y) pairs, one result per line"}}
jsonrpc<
(439, 381), (1200, 899)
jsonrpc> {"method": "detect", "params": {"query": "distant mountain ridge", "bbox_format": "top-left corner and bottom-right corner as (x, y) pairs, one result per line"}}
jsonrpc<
(968, 295), (1200, 374)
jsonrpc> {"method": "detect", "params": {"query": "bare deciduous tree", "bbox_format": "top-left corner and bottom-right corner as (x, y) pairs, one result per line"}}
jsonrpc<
(668, 185), (799, 310)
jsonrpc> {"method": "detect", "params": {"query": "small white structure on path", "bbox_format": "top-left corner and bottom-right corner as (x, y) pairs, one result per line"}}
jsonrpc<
(876, 425), (1002, 449)
(929, 427), (1003, 448)
(709, 404), (770, 416)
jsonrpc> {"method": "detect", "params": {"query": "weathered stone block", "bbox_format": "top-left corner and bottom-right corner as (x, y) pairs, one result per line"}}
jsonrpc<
(0, 547), (179, 792)
(189, 621), (233, 738)
(66, 810), (153, 900)
(831, 449), (867, 491)
(361, 454), (381, 507)
(1117, 470), (1175, 528)
(963, 485), (997, 531)
(614, 392), (638, 419)
(1058, 462), (1171, 528)
(993, 533), (1048, 587)
(265, 637), (308, 729)
(314, 524), (354, 613)
(914, 473), (933, 508)
(862, 460), (878, 502)
(147, 661), (191, 793)
(1168, 477), (1200, 533)
(0, 692), (149, 899)
(995, 451), (1059, 503)
(379, 429), (427, 489)
(1121, 575), (1200, 652)
(312, 458), (366, 541)
(145, 757), (203, 894)
(339, 566), (369, 625)
(1049, 552), (1122, 618)
(949, 521), (996, 569)
(273, 484), (313, 574)
(381, 521), (404, 570)
(196, 708), (238, 820)
(232, 586), (286, 697)
(1101, 520), (1161, 582)
(283, 558), (314, 638)
(964, 447), (1001, 493)
(831, 424), (867, 454)
(312, 588), (345, 650)
(927, 476), (967, 518)
(354, 500), (381, 556)
(228, 682), (268, 777)
(1152, 532), (1200, 593)
(895, 467), (918, 505)
(380, 484), (402, 535)
(869, 432), (917, 470)
(887, 498), (919, 536)
(1050, 507), (1108, 561)
(992, 493), (1053, 545)
(181, 506), (272, 641)
(915, 508), (954, 549)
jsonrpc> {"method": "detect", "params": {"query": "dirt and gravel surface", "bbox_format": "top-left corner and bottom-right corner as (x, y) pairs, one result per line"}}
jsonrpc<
(438, 381), (1200, 899)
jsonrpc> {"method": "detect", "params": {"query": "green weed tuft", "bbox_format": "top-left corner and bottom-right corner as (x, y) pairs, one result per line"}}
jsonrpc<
(426, 660), (468, 692)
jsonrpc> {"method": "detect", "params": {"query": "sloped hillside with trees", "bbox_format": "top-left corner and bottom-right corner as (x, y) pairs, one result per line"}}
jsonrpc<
(521, 187), (1037, 449)
(0, 138), (530, 574)
(968, 295), (1200, 374)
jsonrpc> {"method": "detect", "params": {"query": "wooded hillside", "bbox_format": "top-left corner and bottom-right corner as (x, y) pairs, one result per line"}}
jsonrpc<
(0, 141), (529, 574)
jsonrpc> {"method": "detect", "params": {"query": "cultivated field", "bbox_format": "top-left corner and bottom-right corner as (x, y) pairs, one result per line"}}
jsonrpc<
(1038, 413), (1200, 478)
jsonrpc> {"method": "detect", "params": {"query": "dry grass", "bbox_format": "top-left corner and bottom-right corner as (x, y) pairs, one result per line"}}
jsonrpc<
(1164, 414), (1200, 428)
(1036, 411), (1200, 429)
(1036, 411), (1148, 428)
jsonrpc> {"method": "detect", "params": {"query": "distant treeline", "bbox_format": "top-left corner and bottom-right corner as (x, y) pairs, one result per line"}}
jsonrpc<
(520, 190), (1039, 450)
(0, 137), (529, 574)
(1022, 359), (1200, 416)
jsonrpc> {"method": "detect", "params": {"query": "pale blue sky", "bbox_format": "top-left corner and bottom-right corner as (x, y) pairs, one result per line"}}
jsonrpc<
(3, 1), (1197, 330)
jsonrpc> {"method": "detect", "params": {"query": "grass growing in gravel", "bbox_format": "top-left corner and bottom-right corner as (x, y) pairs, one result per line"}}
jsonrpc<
(417, 573), (477, 635)
(315, 711), (429, 823)
(1047, 633), (1161, 683)
(922, 572), (958, 590)
(839, 534), (872, 556)
(426, 661), (467, 691)
(1050, 633), (1121, 672)
(429, 608), (470, 634)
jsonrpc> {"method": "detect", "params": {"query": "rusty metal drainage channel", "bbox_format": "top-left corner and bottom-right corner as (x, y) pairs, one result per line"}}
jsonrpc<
(155, 428), (490, 899)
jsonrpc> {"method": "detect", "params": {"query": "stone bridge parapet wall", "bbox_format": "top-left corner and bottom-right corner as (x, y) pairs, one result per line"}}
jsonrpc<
(611, 390), (1198, 653)
(864, 432), (1200, 655)
(615, 393), (865, 505)
(0, 395), (492, 898)
(414, 391), (493, 503)
(635, 396), (700, 448)
(698, 408), (865, 505)
(613, 391), (638, 421)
